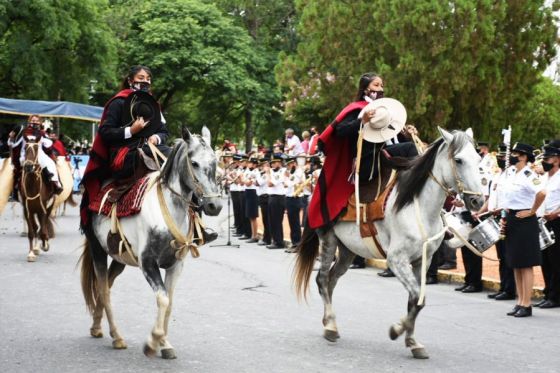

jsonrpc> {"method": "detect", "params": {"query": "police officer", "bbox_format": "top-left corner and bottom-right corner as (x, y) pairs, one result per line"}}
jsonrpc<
(228, 155), (243, 236)
(284, 156), (304, 251)
(266, 154), (287, 249)
(256, 157), (271, 246)
(502, 143), (543, 317)
(242, 157), (260, 243)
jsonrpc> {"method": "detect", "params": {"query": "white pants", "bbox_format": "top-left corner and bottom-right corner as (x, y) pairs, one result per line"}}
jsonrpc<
(20, 149), (60, 183)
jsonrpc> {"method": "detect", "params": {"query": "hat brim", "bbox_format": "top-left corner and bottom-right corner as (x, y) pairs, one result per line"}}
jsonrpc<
(122, 91), (161, 138)
(359, 98), (407, 143)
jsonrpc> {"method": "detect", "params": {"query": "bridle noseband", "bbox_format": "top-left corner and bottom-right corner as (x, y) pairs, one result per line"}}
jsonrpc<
(429, 147), (482, 199)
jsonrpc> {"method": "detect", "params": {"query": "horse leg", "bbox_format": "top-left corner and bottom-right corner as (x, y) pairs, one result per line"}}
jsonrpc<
(90, 260), (126, 339)
(158, 261), (185, 360)
(89, 239), (127, 349)
(25, 210), (38, 262)
(402, 260), (429, 359)
(141, 257), (170, 358)
(39, 211), (50, 252)
(315, 229), (339, 342)
(387, 255), (429, 359)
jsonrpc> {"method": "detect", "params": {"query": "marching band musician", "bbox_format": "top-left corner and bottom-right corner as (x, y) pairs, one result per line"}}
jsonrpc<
(242, 157), (260, 243)
(266, 154), (287, 249)
(532, 141), (560, 309)
(228, 155), (242, 237)
(256, 157), (272, 246)
(284, 156), (304, 252)
(502, 143), (543, 318)
(236, 155), (252, 240)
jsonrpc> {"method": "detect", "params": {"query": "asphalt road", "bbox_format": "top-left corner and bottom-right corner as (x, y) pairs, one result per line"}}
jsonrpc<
(1, 198), (559, 373)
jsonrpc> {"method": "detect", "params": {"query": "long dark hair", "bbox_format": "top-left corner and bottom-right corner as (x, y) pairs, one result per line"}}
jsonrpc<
(354, 72), (380, 101)
(120, 65), (152, 90)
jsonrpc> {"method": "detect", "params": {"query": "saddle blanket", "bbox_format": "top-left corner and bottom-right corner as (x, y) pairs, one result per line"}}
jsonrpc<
(88, 176), (152, 218)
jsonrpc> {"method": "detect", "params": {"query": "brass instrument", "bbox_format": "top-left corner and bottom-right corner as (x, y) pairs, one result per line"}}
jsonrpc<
(294, 176), (312, 197)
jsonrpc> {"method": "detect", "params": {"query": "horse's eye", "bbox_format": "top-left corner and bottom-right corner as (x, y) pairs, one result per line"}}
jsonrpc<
(192, 161), (199, 168)
(455, 158), (463, 165)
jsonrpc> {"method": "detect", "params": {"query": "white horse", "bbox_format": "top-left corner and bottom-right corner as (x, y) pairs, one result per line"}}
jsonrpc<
(80, 127), (222, 359)
(294, 128), (484, 359)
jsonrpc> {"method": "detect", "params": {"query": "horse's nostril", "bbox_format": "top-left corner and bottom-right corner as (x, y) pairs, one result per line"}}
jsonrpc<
(208, 203), (216, 211)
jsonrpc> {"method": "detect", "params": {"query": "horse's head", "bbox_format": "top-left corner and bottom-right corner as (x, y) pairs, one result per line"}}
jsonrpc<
(436, 127), (485, 211)
(178, 126), (222, 216)
(23, 140), (40, 173)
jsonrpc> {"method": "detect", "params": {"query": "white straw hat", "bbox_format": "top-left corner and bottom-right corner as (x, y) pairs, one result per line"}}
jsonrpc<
(358, 98), (407, 143)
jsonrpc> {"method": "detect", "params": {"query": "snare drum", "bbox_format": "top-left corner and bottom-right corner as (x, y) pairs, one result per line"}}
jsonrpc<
(538, 218), (556, 251)
(467, 218), (500, 253)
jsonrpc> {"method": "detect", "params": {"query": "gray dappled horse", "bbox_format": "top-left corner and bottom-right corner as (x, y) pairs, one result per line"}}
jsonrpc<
(294, 128), (484, 359)
(80, 127), (222, 359)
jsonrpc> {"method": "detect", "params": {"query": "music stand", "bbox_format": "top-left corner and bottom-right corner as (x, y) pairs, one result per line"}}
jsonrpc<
(211, 185), (239, 248)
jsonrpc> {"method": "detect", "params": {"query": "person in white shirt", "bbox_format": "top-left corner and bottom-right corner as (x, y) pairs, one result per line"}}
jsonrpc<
(256, 157), (271, 246)
(266, 154), (287, 249)
(242, 157), (260, 243)
(501, 143), (544, 317)
(284, 157), (304, 250)
(531, 142), (560, 309)
(284, 128), (304, 155)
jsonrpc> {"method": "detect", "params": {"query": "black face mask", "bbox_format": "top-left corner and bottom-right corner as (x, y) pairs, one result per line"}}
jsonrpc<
(310, 130), (316, 136)
(367, 90), (384, 100)
(131, 81), (151, 92)
(497, 159), (506, 169)
(543, 162), (554, 172)
(273, 166), (280, 171)
(509, 156), (519, 165)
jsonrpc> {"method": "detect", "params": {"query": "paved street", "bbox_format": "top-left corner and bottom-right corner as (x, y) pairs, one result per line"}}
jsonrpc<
(1, 198), (559, 373)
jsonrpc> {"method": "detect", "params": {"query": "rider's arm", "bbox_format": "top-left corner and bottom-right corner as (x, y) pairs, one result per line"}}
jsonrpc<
(7, 137), (22, 148)
(334, 110), (361, 138)
(98, 99), (128, 143)
(40, 136), (53, 148)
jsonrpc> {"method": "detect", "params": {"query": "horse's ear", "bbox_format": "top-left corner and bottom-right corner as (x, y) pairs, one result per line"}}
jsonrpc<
(465, 127), (474, 139)
(438, 126), (453, 144)
(201, 126), (211, 146)
(181, 125), (192, 142)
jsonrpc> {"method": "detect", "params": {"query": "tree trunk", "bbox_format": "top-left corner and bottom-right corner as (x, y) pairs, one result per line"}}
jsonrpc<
(245, 105), (253, 154)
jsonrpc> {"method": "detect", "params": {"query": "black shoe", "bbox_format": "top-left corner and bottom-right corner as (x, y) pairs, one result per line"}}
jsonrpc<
(232, 233), (243, 237)
(266, 244), (285, 249)
(426, 276), (439, 285)
(246, 238), (259, 243)
(533, 299), (547, 307)
(257, 240), (270, 246)
(487, 292), (501, 299)
(438, 263), (457, 270)
(495, 292), (516, 301)
(378, 269), (395, 277)
(514, 306), (532, 318)
(455, 284), (469, 291)
(284, 247), (297, 253)
(539, 300), (560, 309)
(201, 228), (218, 243)
(507, 305), (522, 316)
(462, 285), (483, 293)
(239, 235), (251, 240)
(350, 263), (366, 269)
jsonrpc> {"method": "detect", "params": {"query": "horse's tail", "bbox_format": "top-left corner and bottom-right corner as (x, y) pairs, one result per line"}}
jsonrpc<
(79, 239), (98, 315)
(65, 193), (78, 207)
(46, 216), (55, 238)
(293, 221), (320, 301)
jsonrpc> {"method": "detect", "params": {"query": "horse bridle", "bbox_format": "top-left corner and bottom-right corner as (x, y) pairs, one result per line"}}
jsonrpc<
(23, 142), (40, 170)
(21, 142), (49, 214)
(429, 148), (482, 199)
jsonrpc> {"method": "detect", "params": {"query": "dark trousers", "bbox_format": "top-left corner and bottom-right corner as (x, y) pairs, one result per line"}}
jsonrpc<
(542, 219), (560, 302)
(230, 191), (242, 231)
(286, 196), (302, 245)
(239, 192), (251, 236)
(258, 194), (271, 244)
(495, 239), (516, 295)
(301, 195), (309, 226)
(461, 245), (483, 287)
(428, 242), (445, 277)
(268, 195), (286, 247)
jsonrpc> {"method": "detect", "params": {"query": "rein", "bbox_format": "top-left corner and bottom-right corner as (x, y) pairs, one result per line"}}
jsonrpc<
(428, 146), (482, 199)
(21, 143), (51, 216)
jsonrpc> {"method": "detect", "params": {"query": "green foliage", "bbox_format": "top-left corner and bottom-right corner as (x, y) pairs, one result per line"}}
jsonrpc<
(278, 0), (559, 144)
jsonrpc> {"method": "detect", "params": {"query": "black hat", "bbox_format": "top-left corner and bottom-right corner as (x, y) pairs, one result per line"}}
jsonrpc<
(270, 153), (284, 163)
(232, 154), (242, 161)
(285, 156), (296, 165)
(543, 145), (560, 158)
(240, 154), (249, 161)
(512, 142), (535, 162)
(220, 151), (233, 158)
(497, 143), (507, 156)
(258, 157), (270, 166)
(477, 141), (490, 148)
(249, 157), (259, 163)
(122, 91), (161, 138)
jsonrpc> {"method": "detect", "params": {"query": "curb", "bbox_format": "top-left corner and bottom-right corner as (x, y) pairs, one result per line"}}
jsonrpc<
(366, 258), (544, 299)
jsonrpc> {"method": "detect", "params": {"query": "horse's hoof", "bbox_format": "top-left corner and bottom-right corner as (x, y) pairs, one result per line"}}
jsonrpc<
(90, 328), (103, 338)
(389, 325), (400, 340)
(32, 247), (40, 255)
(112, 339), (127, 349)
(41, 242), (50, 252)
(27, 254), (36, 262)
(323, 329), (340, 342)
(411, 347), (429, 359)
(143, 343), (157, 357)
(161, 348), (177, 360)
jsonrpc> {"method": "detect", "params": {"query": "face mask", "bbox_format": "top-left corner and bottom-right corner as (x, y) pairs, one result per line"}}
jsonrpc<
(509, 156), (519, 165)
(367, 90), (384, 100)
(310, 130), (316, 136)
(497, 159), (506, 169)
(131, 81), (151, 92)
(543, 162), (554, 172)
(273, 166), (280, 171)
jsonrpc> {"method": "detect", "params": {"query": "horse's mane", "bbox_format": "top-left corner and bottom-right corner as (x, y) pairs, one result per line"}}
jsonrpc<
(393, 131), (472, 212)
(160, 139), (186, 186)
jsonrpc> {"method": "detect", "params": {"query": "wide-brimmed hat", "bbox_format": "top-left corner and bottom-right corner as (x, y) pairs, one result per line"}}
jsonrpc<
(358, 98), (407, 143)
(512, 142), (535, 162)
(122, 91), (161, 138)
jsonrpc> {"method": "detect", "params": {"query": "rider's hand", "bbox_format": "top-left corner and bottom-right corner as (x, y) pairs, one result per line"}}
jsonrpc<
(148, 135), (159, 145)
(130, 117), (148, 135)
(362, 109), (376, 123)
(8, 131), (15, 139)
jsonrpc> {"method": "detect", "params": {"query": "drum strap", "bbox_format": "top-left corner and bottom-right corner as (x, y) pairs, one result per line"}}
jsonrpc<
(442, 215), (499, 262)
